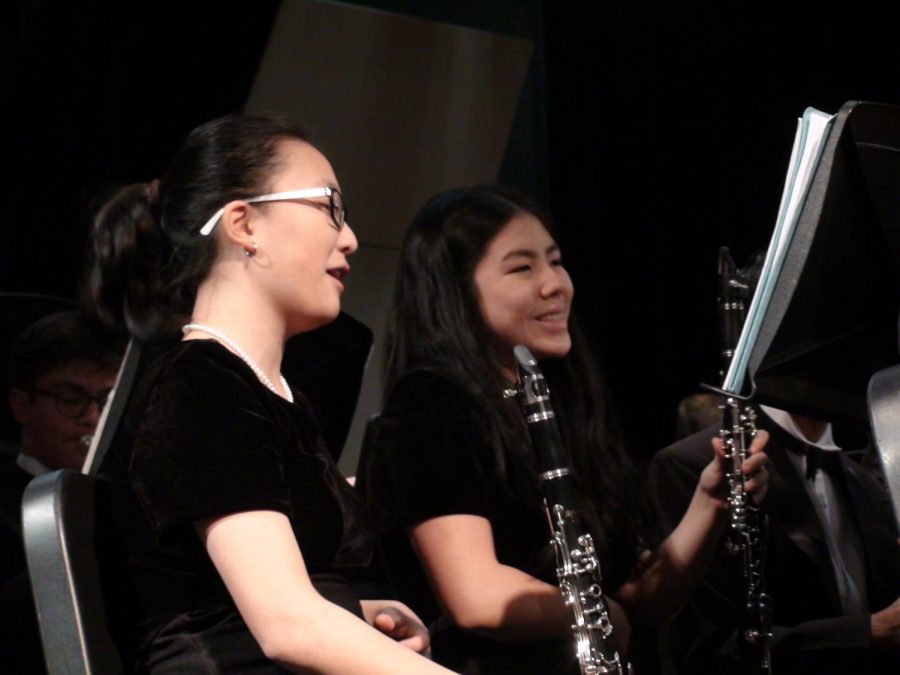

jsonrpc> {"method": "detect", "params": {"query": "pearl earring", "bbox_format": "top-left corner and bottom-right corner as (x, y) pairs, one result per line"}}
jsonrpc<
(244, 241), (258, 257)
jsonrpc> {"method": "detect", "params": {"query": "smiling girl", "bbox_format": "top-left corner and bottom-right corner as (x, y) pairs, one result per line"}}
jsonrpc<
(362, 185), (768, 673)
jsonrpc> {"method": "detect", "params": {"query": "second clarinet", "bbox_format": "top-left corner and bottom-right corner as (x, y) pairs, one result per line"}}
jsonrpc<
(716, 247), (773, 675)
(511, 345), (630, 675)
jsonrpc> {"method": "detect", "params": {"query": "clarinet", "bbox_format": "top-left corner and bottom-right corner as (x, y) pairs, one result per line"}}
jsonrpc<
(510, 345), (630, 675)
(717, 248), (773, 675)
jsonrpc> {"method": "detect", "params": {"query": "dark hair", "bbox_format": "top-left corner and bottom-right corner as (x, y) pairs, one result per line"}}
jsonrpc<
(82, 114), (310, 342)
(385, 185), (645, 587)
(8, 310), (124, 390)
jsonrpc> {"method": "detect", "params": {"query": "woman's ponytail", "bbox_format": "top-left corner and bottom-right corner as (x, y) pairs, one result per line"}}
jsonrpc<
(82, 114), (311, 344)
(82, 181), (176, 343)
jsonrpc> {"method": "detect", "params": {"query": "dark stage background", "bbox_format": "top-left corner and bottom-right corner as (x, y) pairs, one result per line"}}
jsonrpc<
(2, 0), (898, 462)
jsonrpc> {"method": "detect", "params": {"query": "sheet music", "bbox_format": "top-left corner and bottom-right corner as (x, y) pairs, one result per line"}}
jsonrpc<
(723, 107), (834, 395)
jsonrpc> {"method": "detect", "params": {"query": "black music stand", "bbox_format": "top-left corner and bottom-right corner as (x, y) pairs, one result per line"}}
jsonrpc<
(739, 100), (900, 525)
(744, 101), (900, 421)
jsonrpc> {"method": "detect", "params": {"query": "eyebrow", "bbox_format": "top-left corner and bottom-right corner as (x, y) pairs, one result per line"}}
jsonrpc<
(38, 383), (89, 394)
(501, 243), (560, 261)
(39, 380), (110, 394)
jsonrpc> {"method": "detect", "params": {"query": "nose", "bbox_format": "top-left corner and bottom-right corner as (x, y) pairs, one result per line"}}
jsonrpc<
(539, 263), (566, 299)
(339, 223), (359, 255)
(80, 400), (103, 428)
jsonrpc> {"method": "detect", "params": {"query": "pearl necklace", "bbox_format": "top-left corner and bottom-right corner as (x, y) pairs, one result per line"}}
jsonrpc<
(182, 323), (293, 403)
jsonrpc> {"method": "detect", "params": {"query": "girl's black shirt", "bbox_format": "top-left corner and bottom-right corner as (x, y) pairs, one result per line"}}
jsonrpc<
(99, 340), (373, 671)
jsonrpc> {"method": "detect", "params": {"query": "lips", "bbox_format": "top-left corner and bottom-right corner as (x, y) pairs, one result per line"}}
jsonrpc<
(537, 312), (566, 322)
(535, 307), (568, 322)
(327, 265), (349, 290)
(327, 266), (349, 281)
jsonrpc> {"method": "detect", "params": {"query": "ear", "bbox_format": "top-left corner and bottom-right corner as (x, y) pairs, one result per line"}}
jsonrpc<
(218, 201), (258, 253)
(8, 388), (32, 427)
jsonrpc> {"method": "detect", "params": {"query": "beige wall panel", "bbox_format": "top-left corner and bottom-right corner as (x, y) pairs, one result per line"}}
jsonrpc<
(245, 1), (533, 470)
(246, 0), (532, 247)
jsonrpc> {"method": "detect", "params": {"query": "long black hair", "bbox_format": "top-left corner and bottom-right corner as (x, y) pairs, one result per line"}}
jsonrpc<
(385, 185), (646, 587)
(82, 114), (309, 343)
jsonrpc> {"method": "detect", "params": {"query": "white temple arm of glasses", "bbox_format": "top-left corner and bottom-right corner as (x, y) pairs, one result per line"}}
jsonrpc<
(198, 187), (336, 236)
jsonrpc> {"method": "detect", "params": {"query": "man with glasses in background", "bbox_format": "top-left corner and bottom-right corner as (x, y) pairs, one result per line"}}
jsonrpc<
(1, 309), (122, 672)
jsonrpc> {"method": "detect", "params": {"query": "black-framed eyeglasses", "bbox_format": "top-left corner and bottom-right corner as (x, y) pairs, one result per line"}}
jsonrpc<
(199, 186), (349, 236)
(30, 388), (110, 419)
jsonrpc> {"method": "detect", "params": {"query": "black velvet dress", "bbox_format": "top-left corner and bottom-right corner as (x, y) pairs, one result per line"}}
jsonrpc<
(98, 340), (374, 673)
(361, 369), (586, 674)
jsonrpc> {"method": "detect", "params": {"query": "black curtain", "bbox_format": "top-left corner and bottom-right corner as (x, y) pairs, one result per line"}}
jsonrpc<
(542, 1), (900, 458)
(3, 0), (899, 459)
(0, 0), (281, 299)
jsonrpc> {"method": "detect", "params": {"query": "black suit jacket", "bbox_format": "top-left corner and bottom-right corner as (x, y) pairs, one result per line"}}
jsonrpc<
(0, 458), (45, 673)
(649, 411), (900, 674)
(0, 457), (31, 584)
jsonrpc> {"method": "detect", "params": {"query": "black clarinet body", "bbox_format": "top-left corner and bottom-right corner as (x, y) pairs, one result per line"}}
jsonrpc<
(720, 397), (773, 675)
(511, 345), (630, 675)
(717, 248), (773, 674)
(717, 247), (749, 382)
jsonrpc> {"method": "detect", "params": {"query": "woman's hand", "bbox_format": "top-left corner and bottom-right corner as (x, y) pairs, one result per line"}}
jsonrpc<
(362, 600), (431, 656)
(700, 429), (771, 507)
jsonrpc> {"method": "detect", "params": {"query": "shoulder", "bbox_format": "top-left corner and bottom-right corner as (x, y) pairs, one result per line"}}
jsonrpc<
(122, 341), (286, 470)
(138, 340), (276, 417)
(0, 458), (30, 515)
(362, 372), (501, 527)
(371, 369), (493, 462)
(382, 369), (482, 423)
(149, 340), (262, 392)
(0, 457), (30, 486)
(842, 449), (895, 499)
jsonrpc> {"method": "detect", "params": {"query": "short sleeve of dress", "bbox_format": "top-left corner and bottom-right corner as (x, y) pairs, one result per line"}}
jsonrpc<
(129, 343), (292, 535)
(364, 371), (497, 530)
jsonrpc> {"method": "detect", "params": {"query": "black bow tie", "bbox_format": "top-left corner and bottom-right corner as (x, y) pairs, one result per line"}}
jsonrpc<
(802, 445), (841, 481)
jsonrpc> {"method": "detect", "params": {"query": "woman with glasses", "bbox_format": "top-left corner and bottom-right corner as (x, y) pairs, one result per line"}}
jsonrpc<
(361, 185), (770, 673)
(85, 115), (456, 674)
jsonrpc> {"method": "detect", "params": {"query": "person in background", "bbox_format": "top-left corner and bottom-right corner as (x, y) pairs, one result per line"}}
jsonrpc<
(1, 309), (122, 672)
(2, 308), (122, 581)
(649, 403), (900, 674)
(674, 392), (721, 441)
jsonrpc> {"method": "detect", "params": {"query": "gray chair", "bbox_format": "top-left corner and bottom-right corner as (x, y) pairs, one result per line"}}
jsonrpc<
(22, 469), (123, 674)
(869, 363), (900, 534)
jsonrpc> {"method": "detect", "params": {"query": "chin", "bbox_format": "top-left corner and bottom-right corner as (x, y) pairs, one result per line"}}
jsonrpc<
(288, 305), (342, 335)
(531, 339), (572, 361)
